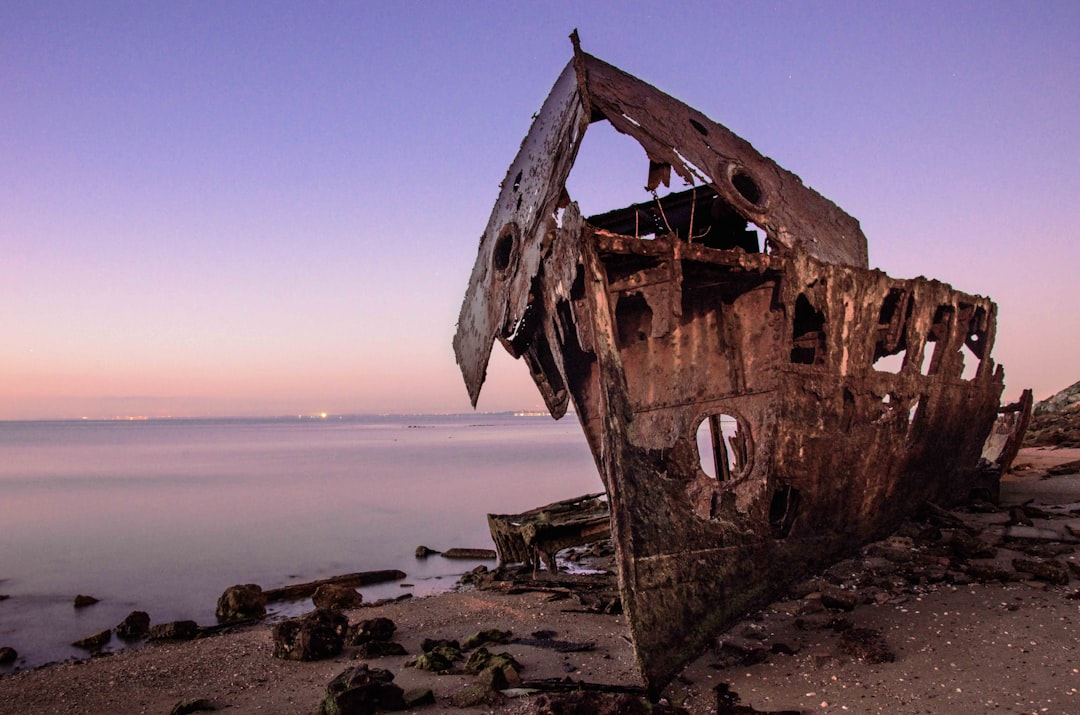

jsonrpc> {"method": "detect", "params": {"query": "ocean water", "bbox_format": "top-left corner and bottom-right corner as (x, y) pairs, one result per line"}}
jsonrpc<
(0, 413), (600, 672)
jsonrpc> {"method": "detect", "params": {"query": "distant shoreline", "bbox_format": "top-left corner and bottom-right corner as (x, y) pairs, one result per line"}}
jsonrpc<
(0, 410), (569, 425)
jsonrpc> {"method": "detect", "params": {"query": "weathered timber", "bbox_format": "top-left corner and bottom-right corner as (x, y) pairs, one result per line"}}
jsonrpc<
(519, 678), (648, 696)
(980, 389), (1034, 484)
(454, 33), (1026, 692)
(262, 570), (405, 603)
(487, 492), (610, 573)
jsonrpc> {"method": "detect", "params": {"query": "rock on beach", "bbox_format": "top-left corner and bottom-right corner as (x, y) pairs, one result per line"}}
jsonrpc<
(115, 611), (151, 640)
(71, 629), (111, 651)
(215, 583), (267, 622)
(311, 584), (363, 610)
(272, 608), (348, 661)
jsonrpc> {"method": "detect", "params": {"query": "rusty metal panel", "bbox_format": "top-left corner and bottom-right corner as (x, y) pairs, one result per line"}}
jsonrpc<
(453, 61), (588, 406)
(577, 52), (869, 268)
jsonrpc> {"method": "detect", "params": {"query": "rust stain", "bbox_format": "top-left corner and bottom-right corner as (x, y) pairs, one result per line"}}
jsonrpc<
(455, 34), (1027, 692)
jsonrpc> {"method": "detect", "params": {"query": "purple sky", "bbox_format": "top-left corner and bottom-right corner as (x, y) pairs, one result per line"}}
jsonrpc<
(2, 2), (1077, 419)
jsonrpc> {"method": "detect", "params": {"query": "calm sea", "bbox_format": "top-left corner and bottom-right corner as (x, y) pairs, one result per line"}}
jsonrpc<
(0, 413), (600, 672)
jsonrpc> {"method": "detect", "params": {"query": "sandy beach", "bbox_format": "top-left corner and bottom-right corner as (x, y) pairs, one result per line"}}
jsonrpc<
(1, 447), (1078, 715)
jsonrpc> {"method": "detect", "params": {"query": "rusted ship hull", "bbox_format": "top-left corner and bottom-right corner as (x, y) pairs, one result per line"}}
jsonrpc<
(455, 39), (1010, 691)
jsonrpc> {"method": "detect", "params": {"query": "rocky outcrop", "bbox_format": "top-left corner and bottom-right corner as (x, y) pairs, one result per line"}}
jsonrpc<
(73, 594), (99, 608)
(115, 611), (151, 640)
(1026, 380), (1080, 447)
(1025, 402), (1080, 448)
(1034, 380), (1080, 415)
(215, 584), (266, 622)
(72, 629), (111, 650)
(272, 609), (348, 661)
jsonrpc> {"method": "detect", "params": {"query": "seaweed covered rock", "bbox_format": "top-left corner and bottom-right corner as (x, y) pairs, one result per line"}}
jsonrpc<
(405, 650), (455, 673)
(416, 638), (462, 666)
(272, 608), (348, 661)
(347, 617), (395, 645)
(462, 628), (512, 650)
(463, 647), (520, 675)
(420, 637), (460, 652)
(215, 584), (266, 622)
(317, 664), (404, 715)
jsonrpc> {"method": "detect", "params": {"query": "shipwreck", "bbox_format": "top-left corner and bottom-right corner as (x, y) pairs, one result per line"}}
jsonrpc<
(454, 36), (1025, 692)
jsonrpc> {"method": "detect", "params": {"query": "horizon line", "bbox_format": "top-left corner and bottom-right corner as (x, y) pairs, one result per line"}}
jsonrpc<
(0, 409), (567, 424)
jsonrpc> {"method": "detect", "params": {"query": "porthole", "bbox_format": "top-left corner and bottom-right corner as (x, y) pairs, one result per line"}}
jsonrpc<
(492, 224), (519, 275)
(726, 164), (767, 210)
(695, 411), (753, 481)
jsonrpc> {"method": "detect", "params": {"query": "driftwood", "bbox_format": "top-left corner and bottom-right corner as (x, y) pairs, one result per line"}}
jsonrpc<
(511, 637), (596, 652)
(518, 678), (648, 696)
(263, 570), (405, 603)
(440, 548), (497, 559)
(479, 570), (617, 598)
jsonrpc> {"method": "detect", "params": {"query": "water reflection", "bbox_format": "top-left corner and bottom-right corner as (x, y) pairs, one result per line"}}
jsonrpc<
(0, 415), (601, 670)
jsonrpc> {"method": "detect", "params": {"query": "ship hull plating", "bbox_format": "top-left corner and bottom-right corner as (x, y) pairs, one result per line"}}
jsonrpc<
(455, 40), (1010, 690)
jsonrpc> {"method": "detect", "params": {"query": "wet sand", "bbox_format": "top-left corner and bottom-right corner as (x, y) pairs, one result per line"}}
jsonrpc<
(1, 448), (1077, 714)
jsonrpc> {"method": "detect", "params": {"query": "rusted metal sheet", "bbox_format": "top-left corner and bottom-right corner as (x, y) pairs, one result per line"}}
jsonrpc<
(454, 38), (1013, 693)
(454, 61), (589, 409)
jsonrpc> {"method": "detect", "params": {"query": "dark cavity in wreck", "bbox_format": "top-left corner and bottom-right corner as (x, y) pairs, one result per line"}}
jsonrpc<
(453, 34), (1028, 693)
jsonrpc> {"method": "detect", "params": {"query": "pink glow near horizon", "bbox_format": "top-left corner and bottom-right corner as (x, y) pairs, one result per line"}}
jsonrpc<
(2, 3), (1078, 420)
